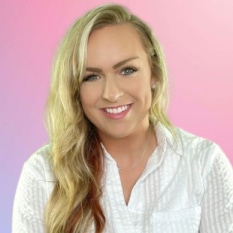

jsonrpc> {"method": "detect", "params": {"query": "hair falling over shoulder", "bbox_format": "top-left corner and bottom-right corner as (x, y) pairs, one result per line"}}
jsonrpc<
(45, 3), (174, 233)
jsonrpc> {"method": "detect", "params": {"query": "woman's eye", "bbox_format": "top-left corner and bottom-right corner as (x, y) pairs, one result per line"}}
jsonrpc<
(121, 67), (137, 76)
(82, 74), (99, 82)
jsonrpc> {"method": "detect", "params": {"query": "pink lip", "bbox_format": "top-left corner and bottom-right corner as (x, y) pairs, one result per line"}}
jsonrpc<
(101, 104), (132, 120)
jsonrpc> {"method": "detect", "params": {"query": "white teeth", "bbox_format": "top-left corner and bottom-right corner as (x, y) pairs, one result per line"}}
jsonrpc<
(105, 105), (129, 114)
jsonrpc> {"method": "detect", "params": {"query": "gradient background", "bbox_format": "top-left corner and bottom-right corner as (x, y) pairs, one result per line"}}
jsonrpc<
(1, 0), (233, 232)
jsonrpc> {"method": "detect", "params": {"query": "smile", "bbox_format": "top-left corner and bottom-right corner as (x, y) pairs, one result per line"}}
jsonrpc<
(104, 105), (130, 114)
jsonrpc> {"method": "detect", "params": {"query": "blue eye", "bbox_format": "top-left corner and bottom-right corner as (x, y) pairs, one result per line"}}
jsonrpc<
(121, 67), (137, 76)
(82, 74), (99, 82)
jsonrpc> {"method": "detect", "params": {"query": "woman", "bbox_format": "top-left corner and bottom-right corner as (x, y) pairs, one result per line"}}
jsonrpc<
(12, 4), (233, 233)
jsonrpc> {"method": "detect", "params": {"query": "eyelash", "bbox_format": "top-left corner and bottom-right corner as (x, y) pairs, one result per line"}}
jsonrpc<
(82, 66), (138, 82)
(82, 74), (99, 82)
(121, 66), (138, 76)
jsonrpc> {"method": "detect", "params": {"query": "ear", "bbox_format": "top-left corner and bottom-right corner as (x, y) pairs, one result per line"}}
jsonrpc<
(150, 76), (156, 87)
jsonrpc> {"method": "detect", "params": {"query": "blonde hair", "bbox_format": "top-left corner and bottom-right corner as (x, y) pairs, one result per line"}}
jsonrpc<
(45, 4), (174, 233)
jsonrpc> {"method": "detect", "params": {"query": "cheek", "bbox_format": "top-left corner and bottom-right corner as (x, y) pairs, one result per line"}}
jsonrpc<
(79, 95), (94, 123)
(80, 85), (103, 118)
(140, 81), (153, 106)
(131, 77), (151, 97)
(80, 89), (92, 115)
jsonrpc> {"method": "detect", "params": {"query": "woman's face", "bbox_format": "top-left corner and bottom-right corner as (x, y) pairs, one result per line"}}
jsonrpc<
(80, 24), (155, 140)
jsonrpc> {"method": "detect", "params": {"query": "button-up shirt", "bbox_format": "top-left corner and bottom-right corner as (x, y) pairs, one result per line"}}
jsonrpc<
(12, 124), (233, 232)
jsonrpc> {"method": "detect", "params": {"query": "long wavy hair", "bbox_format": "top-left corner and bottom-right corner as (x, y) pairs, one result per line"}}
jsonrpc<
(45, 4), (174, 233)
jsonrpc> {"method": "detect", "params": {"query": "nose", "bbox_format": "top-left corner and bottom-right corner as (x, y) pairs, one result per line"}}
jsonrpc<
(102, 77), (124, 102)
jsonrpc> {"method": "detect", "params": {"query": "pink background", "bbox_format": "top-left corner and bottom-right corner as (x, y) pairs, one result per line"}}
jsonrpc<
(1, 0), (232, 232)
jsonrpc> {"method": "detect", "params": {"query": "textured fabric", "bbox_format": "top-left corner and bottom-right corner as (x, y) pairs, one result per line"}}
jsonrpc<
(12, 124), (233, 233)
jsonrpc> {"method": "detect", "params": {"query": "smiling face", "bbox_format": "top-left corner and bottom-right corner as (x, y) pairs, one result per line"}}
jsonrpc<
(80, 24), (155, 140)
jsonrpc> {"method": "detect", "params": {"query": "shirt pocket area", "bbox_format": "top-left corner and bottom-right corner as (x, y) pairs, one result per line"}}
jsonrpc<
(152, 206), (201, 233)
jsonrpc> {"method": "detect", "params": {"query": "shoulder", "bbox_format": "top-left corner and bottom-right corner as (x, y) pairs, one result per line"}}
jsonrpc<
(174, 127), (231, 176)
(13, 145), (54, 232)
(23, 144), (55, 182)
(175, 127), (222, 156)
(175, 128), (214, 151)
(156, 123), (224, 163)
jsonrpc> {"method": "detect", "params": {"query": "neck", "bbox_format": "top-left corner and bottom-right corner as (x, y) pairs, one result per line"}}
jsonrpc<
(99, 124), (156, 164)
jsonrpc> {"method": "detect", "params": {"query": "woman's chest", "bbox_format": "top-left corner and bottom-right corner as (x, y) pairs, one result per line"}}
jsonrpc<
(101, 156), (203, 232)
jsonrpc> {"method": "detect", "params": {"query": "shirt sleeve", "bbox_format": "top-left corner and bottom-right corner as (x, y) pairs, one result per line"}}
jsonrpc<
(200, 145), (233, 233)
(12, 154), (48, 233)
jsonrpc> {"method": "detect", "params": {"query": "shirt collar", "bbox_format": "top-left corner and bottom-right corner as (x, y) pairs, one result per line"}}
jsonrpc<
(101, 122), (184, 165)
(155, 122), (184, 157)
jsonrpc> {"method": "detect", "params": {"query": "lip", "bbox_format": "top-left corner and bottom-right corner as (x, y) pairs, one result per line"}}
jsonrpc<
(101, 104), (132, 119)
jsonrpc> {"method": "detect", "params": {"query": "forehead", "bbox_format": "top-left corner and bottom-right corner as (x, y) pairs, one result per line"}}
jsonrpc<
(86, 24), (147, 65)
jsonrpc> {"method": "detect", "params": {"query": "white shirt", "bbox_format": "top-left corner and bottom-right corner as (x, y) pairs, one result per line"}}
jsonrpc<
(12, 124), (233, 233)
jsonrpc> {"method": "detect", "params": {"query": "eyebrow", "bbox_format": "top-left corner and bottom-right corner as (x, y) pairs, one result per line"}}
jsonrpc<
(86, 56), (139, 73)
